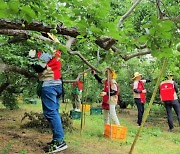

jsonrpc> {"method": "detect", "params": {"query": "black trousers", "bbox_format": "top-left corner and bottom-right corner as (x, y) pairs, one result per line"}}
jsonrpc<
(164, 100), (180, 129)
(134, 98), (144, 126)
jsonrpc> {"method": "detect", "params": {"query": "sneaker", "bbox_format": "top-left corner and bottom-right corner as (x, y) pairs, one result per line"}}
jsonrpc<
(47, 140), (55, 145)
(45, 140), (68, 153)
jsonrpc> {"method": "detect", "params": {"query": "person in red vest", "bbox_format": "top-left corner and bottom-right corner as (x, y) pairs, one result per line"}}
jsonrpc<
(72, 80), (83, 112)
(132, 72), (151, 126)
(28, 34), (67, 153)
(160, 73), (180, 132)
(92, 68), (120, 125)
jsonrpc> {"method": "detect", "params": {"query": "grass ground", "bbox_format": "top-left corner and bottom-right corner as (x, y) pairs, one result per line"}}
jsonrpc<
(0, 100), (180, 154)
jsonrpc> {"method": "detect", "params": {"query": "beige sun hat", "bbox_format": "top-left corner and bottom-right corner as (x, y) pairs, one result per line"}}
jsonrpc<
(132, 72), (142, 80)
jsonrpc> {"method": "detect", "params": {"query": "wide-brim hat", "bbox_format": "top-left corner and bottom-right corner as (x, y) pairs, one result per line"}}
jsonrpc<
(132, 72), (142, 80)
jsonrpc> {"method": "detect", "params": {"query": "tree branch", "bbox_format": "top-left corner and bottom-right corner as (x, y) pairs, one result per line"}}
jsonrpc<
(111, 46), (151, 61)
(0, 29), (53, 42)
(66, 37), (101, 73)
(0, 19), (116, 50)
(4, 64), (37, 79)
(123, 49), (151, 61)
(155, 0), (165, 19)
(118, 0), (142, 28)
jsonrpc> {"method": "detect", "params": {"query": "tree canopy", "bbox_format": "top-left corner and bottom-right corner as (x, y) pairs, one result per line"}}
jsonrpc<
(0, 0), (179, 109)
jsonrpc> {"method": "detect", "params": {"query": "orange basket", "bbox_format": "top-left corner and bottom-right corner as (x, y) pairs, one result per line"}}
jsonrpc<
(104, 124), (127, 141)
(80, 104), (91, 112)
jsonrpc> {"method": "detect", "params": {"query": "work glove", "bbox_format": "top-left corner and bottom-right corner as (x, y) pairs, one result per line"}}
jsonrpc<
(28, 49), (36, 58)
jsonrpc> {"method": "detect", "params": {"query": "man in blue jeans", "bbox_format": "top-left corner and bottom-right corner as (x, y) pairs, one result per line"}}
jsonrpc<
(160, 73), (180, 132)
(29, 47), (67, 153)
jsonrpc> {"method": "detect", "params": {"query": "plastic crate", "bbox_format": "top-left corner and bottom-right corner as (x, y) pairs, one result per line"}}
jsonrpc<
(70, 110), (81, 120)
(104, 124), (127, 141)
(80, 104), (91, 112)
(90, 107), (102, 115)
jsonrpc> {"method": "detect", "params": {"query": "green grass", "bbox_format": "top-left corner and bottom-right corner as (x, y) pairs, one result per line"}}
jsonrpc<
(0, 101), (180, 154)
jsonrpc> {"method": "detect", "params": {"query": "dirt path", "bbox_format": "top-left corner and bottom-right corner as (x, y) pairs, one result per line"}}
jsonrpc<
(0, 107), (172, 154)
(0, 109), (81, 154)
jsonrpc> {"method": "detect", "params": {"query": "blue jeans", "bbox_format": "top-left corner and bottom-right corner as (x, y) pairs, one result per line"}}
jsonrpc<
(41, 85), (64, 141)
(134, 98), (144, 126)
(164, 100), (180, 129)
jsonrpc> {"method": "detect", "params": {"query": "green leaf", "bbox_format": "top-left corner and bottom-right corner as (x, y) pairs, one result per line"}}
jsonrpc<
(151, 16), (158, 24)
(21, 5), (36, 22)
(0, 0), (8, 18)
(0, 0), (7, 9)
(161, 20), (174, 31)
(89, 25), (102, 35)
(8, 0), (20, 13)
(138, 35), (148, 44)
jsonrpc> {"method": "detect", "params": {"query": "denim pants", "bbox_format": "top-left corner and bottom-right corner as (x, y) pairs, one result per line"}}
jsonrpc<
(164, 100), (180, 129)
(134, 98), (144, 126)
(41, 85), (64, 141)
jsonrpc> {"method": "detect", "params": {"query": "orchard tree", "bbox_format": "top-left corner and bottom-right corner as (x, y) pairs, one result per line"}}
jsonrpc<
(0, 0), (179, 109)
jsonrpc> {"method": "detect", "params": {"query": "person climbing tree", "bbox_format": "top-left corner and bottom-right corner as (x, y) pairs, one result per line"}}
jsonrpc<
(132, 72), (151, 126)
(28, 33), (67, 153)
(159, 73), (180, 132)
(92, 68), (120, 125)
(72, 79), (83, 112)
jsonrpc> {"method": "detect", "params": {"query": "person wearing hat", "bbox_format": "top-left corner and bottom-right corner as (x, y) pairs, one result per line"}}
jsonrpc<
(132, 72), (151, 126)
(159, 73), (180, 132)
(28, 33), (67, 153)
(92, 68), (120, 125)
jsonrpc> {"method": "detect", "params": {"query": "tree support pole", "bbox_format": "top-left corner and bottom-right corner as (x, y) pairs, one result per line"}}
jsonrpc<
(129, 58), (167, 154)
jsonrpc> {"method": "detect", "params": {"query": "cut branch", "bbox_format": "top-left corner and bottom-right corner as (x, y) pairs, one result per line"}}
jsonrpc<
(66, 37), (101, 73)
(95, 37), (116, 50)
(118, 0), (142, 28)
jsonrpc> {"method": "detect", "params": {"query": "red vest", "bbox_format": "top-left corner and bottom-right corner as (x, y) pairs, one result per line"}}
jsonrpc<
(138, 81), (146, 103)
(160, 81), (175, 101)
(102, 80), (119, 110)
(37, 50), (61, 80)
(73, 81), (83, 90)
